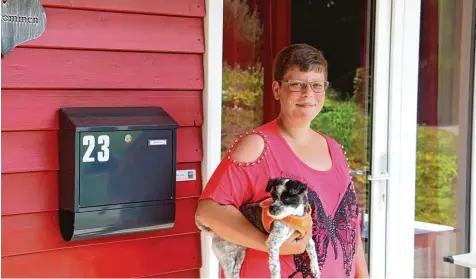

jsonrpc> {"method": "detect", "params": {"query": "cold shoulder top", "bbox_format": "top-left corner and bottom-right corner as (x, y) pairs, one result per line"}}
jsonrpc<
(199, 119), (362, 278)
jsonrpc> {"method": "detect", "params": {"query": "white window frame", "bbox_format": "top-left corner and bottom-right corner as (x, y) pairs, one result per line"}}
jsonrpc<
(201, 0), (223, 278)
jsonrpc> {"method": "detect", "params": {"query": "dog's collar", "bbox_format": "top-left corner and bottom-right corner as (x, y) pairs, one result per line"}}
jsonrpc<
(259, 198), (312, 237)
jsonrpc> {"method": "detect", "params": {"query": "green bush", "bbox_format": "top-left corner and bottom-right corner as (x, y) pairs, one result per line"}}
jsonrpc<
(415, 126), (458, 226)
(221, 62), (264, 156)
(222, 61), (264, 109)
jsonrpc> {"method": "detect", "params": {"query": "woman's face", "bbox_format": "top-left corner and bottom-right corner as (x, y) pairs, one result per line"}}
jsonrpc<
(272, 66), (327, 125)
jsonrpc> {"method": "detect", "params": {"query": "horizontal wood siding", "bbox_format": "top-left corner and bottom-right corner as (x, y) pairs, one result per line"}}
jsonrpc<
(21, 7), (204, 53)
(2, 90), (203, 131)
(2, 48), (203, 89)
(1, 2), (204, 278)
(40, 0), (205, 17)
(1, 233), (201, 277)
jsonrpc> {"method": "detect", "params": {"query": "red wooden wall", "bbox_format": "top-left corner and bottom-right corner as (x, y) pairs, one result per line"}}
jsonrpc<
(1, 1), (205, 277)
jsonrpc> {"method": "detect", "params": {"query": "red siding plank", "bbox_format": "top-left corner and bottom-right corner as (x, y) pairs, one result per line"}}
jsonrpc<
(22, 8), (204, 53)
(141, 269), (200, 278)
(2, 163), (202, 215)
(1, 48), (204, 90)
(1, 128), (202, 173)
(1, 171), (56, 215)
(40, 0), (205, 17)
(1, 233), (201, 278)
(2, 198), (199, 256)
(1, 90), (203, 131)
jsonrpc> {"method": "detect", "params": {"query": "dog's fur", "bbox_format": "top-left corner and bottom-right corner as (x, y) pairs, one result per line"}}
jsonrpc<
(196, 178), (320, 279)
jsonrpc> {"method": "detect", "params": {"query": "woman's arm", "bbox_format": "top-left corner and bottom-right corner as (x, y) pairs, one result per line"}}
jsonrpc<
(196, 133), (311, 255)
(355, 239), (370, 278)
(196, 198), (311, 255)
(196, 199), (268, 251)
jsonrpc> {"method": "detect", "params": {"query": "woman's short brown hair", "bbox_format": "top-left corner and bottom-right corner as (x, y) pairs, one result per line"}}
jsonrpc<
(273, 43), (328, 82)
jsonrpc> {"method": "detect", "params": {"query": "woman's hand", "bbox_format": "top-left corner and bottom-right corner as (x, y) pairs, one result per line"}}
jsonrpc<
(280, 229), (312, 255)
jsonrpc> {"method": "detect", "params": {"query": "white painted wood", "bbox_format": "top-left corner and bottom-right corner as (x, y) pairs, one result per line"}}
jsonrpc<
(200, 0), (223, 278)
(367, 0), (391, 277)
(385, 0), (421, 277)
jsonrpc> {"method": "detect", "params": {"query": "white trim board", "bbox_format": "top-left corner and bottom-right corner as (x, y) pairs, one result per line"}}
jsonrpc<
(385, 0), (422, 277)
(368, 0), (392, 277)
(200, 0), (223, 278)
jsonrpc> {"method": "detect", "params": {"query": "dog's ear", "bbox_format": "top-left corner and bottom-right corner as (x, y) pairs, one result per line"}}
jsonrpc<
(266, 178), (283, 192)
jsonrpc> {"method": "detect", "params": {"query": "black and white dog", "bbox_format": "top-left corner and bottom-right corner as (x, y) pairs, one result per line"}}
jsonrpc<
(196, 178), (320, 279)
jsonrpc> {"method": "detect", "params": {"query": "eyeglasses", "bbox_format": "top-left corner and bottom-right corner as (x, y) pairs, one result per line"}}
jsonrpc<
(281, 80), (329, 93)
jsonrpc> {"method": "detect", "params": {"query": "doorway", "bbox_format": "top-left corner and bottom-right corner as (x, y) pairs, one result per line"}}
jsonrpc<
(289, 0), (381, 274)
(221, 0), (387, 277)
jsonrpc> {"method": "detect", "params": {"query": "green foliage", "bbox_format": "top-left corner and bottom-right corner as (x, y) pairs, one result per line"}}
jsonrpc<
(222, 61), (264, 109)
(415, 126), (458, 226)
(311, 90), (358, 154)
(221, 62), (264, 156)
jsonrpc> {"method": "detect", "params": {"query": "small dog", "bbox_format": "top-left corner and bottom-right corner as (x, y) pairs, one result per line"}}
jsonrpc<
(196, 178), (320, 279)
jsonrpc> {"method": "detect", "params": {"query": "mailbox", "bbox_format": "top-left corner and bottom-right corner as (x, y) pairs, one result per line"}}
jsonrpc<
(58, 107), (178, 241)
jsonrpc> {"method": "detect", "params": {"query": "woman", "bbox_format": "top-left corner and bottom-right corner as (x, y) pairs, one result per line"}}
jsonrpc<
(195, 43), (369, 278)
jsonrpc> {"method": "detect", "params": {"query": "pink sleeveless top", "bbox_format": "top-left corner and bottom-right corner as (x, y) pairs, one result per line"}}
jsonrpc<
(199, 119), (362, 278)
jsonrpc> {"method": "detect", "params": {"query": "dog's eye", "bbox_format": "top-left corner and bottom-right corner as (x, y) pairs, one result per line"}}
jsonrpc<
(281, 196), (298, 205)
(271, 192), (278, 200)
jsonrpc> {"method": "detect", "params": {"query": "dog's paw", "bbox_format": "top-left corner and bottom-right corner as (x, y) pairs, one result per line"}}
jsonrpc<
(310, 264), (320, 278)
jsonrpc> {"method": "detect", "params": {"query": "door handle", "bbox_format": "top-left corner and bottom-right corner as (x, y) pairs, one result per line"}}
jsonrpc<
(350, 169), (367, 176)
(368, 172), (390, 181)
(350, 169), (390, 181)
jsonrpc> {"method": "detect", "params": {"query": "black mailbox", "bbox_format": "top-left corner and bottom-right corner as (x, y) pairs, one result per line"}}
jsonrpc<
(58, 107), (178, 241)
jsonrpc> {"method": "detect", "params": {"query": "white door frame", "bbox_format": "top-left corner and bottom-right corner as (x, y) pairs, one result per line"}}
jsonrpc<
(385, 0), (422, 278)
(367, 0), (391, 277)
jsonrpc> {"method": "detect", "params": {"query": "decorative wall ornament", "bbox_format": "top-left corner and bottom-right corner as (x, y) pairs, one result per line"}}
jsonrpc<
(1, 0), (46, 56)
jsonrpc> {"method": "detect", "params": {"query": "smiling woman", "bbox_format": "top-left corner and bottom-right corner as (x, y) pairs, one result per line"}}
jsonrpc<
(197, 43), (369, 278)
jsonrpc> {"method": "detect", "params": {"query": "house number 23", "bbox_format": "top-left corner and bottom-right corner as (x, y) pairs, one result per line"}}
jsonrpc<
(82, 135), (110, 162)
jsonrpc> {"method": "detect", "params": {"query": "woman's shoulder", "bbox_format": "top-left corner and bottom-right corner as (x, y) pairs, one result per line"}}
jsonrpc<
(225, 121), (276, 166)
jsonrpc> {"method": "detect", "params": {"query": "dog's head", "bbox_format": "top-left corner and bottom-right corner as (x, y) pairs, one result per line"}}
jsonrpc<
(265, 177), (309, 219)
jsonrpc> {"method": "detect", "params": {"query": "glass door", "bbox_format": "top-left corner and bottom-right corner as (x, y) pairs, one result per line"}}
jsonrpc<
(412, 0), (475, 278)
(382, 0), (476, 277)
(220, 0), (392, 277)
(290, 0), (389, 277)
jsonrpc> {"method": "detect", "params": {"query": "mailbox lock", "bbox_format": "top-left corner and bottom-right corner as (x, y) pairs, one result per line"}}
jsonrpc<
(125, 134), (132, 143)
